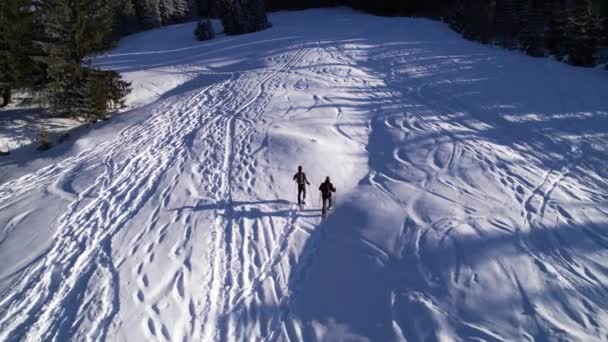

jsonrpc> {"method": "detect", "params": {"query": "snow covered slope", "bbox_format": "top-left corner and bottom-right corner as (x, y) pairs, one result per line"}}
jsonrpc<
(1, 8), (608, 341)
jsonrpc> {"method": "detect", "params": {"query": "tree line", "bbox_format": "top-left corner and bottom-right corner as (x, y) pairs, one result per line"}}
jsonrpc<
(266, 0), (608, 68)
(0, 0), (133, 120)
(90, 0), (269, 39)
(112, 0), (608, 69)
(1, 0), (604, 120)
(0, 0), (271, 118)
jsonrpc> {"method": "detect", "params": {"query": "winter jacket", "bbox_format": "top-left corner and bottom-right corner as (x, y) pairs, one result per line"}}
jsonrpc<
(293, 172), (310, 186)
(319, 181), (336, 199)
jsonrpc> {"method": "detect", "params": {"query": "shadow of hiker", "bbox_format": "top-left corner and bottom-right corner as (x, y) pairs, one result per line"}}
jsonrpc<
(170, 199), (322, 220)
(263, 180), (608, 341)
(280, 186), (405, 341)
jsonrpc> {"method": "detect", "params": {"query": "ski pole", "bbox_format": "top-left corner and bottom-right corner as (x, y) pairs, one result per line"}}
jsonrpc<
(308, 183), (312, 207)
(319, 192), (322, 214)
(335, 183), (338, 211)
(307, 183), (312, 207)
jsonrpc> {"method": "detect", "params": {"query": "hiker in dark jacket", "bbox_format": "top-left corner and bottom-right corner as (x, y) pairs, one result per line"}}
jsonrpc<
(319, 176), (336, 217)
(293, 166), (310, 205)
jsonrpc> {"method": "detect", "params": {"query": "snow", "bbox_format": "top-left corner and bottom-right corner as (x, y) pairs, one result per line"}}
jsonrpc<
(1, 8), (608, 341)
(0, 101), (81, 152)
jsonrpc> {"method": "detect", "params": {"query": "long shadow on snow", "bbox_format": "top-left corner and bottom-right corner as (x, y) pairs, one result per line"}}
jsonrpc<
(96, 13), (607, 340)
(216, 193), (608, 341)
(230, 23), (608, 340)
(271, 202), (608, 341)
(353, 38), (608, 176)
(286, 29), (608, 340)
(171, 199), (321, 220)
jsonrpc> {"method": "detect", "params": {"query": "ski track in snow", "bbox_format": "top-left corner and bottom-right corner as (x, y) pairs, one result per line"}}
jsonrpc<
(1, 8), (608, 342)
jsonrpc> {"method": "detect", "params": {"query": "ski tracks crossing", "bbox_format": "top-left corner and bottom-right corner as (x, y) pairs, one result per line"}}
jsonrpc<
(0, 44), (310, 341)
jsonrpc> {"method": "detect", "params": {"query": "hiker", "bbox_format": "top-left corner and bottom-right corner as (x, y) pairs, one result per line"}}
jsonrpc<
(293, 166), (310, 206)
(319, 176), (336, 217)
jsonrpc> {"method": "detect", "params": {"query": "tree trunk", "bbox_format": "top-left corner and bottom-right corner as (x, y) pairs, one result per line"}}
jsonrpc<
(0, 87), (11, 107)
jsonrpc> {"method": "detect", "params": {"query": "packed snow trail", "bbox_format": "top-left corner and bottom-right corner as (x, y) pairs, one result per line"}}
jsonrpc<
(1, 8), (608, 341)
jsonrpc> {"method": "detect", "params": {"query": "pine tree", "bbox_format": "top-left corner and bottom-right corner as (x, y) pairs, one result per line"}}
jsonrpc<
(545, 1), (568, 57)
(159, 0), (176, 24)
(173, 0), (190, 21)
(113, 0), (140, 36)
(195, 19), (215, 40)
(603, 1), (608, 46)
(219, 0), (269, 35)
(564, 0), (603, 66)
(198, 0), (219, 17)
(449, 0), (494, 44)
(39, 0), (116, 65)
(82, 69), (130, 119)
(39, 0), (130, 119)
(160, 0), (191, 24)
(134, 0), (162, 29)
(446, 0), (467, 35)
(519, 0), (547, 57)
(185, 0), (199, 18)
(245, 0), (270, 31)
(494, 0), (519, 48)
(219, 0), (241, 34)
(0, 0), (44, 106)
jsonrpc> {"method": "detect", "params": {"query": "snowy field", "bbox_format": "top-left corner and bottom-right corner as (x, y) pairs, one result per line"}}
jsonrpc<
(0, 101), (81, 153)
(1, 8), (608, 341)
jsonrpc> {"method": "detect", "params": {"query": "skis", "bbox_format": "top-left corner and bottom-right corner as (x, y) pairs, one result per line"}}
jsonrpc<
(321, 206), (334, 219)
(294, 200), (334, 219)
(296, 201), (307, 211)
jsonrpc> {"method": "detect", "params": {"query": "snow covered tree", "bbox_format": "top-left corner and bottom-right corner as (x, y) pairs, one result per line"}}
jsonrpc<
(174, 0), (191, 21)
(131, 0), (197, 29)
(159, 0), (176, 24)
(161, 0), (191, 24)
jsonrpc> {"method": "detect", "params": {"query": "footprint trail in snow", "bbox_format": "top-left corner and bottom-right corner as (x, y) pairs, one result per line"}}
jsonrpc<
(1, 8), (608, 342)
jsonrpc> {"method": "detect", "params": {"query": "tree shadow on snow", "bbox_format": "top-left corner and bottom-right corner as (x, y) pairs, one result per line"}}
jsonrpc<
(222, 15), (608, 340)
(251, 202), (608, 341)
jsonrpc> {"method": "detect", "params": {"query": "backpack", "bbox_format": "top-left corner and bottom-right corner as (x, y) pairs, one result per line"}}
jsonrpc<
(319, 182), (335, 197)
(294, 172), (307, 185)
